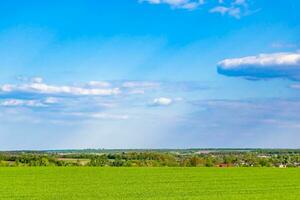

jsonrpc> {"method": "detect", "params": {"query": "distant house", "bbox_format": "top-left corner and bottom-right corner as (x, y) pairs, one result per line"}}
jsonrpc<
(218, 163), (232, 168)
(279, 164), (287, 168)
(258, 155), (269, 158)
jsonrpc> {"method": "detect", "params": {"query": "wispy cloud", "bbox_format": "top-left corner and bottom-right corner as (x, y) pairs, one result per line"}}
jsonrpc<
(189, 98), (300, 127)
(140, 0), (252, 18)
(139, 0), (205, 10)
(86, 81), (111, 88)
(0, 78), (191, 122)
(122, 81), (160, 89)
(0, 78), (121, 96)
(271, 42), (298, 49)
(64, 112), (129, 120)
(191, 98), (300, 126)
(210, 6), (241, 18)
(0, 99), (46, 107)
(209, 0), (248, 18)
(44, 97), (59, 104)
(152, 97), (173, 106)
(290, 84), (300, 90)
(217, 52), (300, 81)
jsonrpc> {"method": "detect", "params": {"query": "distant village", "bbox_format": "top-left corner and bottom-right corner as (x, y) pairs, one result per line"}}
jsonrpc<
(0, 149), (299, 167)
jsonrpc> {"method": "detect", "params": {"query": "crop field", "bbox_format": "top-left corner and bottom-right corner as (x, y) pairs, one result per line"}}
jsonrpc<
(0, 167), (299, 200)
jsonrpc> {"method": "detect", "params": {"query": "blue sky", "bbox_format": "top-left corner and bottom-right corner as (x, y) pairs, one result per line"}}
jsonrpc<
(0, 0), (300, 150)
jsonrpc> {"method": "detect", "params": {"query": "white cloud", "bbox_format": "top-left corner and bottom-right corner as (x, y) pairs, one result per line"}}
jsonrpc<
(0, 81), (121, 96)
(152, 97), (173, 106)
(0, 99), (46, 107)
(128, 89), (145, 94)
(0, 97), (60, 107)
(31, 77), (43, 83)
(210, 6), (229, 15)
(139, 0), (205, 10)
(66, 112), (129, 120)
(271, 42), (297, 49)
(122, 81), (160, 88)
(140, 0), (251, 18)
(44, 97), (59, 104)
(91, 113), (129, 120)
(210, 6), (241, 18)
(233, 0), (246, 6)
(210, 0), (248, 18)
(217, 52), (300, 80)
(0, 78), (190, 126)
(0, 84), (13, 92)
(86, 81), (111, 88)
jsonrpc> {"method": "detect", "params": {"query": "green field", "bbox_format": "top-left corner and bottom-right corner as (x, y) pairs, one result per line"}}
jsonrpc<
(0, 167), (299, 199)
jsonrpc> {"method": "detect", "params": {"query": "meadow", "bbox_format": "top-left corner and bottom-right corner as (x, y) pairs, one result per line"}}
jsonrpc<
(0, 167), (299, 200)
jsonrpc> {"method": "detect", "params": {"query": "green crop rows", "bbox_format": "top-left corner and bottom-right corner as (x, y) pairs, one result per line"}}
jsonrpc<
(0, 167), (299, 199)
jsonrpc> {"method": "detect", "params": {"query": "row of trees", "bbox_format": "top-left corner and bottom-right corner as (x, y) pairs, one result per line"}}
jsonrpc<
(87, 152), (300, 167)
(0, 154), (79, 167)
(1, 151), (300, 167)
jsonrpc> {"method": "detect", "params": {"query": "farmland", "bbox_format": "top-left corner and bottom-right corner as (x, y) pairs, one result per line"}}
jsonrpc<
(0, 167), (299, 199)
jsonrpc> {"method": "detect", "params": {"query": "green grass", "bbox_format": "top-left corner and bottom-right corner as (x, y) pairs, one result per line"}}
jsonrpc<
(0, 167), (299, 199)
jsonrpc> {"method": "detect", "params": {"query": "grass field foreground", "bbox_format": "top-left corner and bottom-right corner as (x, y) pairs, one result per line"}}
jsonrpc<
(0, 167), (299, 199)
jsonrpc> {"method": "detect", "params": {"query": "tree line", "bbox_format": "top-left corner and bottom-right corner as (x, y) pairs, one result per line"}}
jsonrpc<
(0, 151), (300, 167)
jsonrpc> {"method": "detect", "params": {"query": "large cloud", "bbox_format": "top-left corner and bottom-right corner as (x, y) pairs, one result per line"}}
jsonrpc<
(217, 52), (300, 80)
(0, 78), (183, 123)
